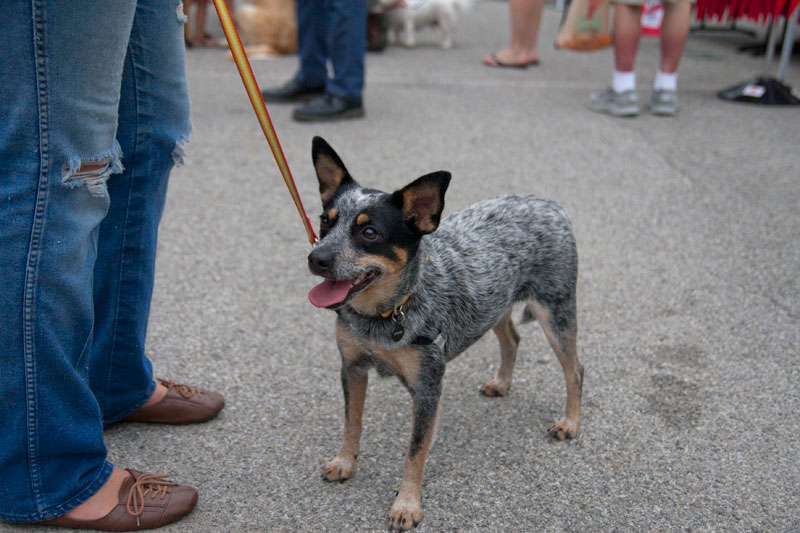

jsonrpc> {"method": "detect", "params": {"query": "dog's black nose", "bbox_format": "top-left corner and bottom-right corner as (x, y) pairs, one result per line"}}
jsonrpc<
(308, 247), (333, 275)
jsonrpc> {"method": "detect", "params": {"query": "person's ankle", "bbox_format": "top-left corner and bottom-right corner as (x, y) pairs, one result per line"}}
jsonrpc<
(496, 46), (536, 63)
(141, 381), (168, 409)
(64, 467), (129, 521)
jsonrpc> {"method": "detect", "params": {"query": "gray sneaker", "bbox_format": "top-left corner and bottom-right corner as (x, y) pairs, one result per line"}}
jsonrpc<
(587, 87), (640, 117)
(650, 89), (678, 116)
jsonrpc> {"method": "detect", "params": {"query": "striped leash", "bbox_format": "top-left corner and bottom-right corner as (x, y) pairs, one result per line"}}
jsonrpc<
(211, 0), (319, 245)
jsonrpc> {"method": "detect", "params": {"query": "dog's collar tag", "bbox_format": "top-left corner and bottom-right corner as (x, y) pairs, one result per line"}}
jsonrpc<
(390, 307), (406, 342)
(390, 322), (405, 342)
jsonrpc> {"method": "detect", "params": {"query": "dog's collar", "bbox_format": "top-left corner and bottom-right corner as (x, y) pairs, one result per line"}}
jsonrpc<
(414, 332), (446, 351)
(349, 292), (411, 319)
(350, 253), (428, 327)
(379, 293), (411, 319)
(377, 253), (428, 318)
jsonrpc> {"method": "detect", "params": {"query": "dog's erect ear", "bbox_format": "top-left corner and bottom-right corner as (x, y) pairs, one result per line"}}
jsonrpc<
(393, 171), (451, 235)
(312, 136), (353, 205)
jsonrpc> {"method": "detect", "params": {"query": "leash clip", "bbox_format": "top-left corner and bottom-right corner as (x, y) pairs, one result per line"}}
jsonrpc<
(391, 306), (405, 324)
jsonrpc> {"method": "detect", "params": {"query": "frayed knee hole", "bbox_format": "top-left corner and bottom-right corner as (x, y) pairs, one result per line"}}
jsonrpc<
(76, 163), (109, 176)
(62, 161), (113, 197)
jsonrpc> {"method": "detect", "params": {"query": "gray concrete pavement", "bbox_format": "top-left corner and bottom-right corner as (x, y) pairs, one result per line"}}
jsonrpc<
(6, 2), (799, 532)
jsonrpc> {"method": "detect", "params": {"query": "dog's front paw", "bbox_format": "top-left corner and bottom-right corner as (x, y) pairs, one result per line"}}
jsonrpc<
(548, 417), (580, 440)
(388, 497), (422, 531)
(322, 455), (356, 482)
(480, 378), (511, 397)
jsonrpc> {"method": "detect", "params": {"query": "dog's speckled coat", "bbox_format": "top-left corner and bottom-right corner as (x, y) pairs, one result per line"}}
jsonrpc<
(307, 137), (583, 531)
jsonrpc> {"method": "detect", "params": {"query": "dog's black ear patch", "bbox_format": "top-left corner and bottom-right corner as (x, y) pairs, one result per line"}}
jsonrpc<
(394, 171), (451, 235)
(312, 137), (353, 205)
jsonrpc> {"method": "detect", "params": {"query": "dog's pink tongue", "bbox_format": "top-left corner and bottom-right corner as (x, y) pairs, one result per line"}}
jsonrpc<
(309, 279), (352, 308)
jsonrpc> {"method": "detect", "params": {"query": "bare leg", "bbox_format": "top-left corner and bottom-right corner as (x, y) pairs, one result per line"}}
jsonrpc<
(183, 0), (192, 44)
(483, 0), (545, 65)
(481, 310), (520, 397)
(659, 1), (691, 73)
(613, 3), (643, 72)
(191, 0), (213, 47)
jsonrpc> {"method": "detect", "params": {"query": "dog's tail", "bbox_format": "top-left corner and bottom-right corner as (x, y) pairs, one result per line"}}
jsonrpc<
(520, 303), (537, 325)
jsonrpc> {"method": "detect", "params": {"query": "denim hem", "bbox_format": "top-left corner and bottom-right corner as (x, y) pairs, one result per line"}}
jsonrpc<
(102, 379), (156, 427)
(0, 461), (113, 523)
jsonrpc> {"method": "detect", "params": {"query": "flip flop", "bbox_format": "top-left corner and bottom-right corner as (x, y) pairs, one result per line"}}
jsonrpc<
(482, 53), (539, 69)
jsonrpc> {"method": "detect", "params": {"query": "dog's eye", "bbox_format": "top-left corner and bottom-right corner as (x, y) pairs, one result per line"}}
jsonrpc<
(320, 214), (330, 226)
(362, 226), (379, 240)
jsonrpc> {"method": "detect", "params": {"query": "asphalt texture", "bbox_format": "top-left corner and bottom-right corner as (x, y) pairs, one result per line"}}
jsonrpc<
(5, 2), (799, 532)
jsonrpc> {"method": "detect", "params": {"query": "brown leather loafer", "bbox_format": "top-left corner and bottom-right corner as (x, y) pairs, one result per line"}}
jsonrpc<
(34, 469), (197, 531)
(123, 378), (225, 425)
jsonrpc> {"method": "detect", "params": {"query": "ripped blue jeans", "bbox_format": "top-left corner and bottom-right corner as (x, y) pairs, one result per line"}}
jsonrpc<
(0, 0), (191, 522)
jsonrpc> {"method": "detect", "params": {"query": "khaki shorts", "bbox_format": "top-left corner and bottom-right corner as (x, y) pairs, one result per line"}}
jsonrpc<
(612, 0), (694, 5)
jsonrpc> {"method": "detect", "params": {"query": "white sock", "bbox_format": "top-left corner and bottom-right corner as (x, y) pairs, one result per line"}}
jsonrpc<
(654, 70), (678, 91)
(612, 71), (636, 93)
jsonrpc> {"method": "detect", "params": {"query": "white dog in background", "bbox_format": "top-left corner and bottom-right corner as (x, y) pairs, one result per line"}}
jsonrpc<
(379, 0), (475, 49)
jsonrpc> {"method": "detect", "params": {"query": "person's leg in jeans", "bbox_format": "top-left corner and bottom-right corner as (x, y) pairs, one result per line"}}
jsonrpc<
(89, 0), (192, 427)
(1, 0), (197, 525)
(326, 0), (366, 102)
(259, 0), (327, 102)
(297, 0), (330, 89)
(263, 0), (365, 119)
(0, 0), (135, 522)
(290, 0), (366, 120)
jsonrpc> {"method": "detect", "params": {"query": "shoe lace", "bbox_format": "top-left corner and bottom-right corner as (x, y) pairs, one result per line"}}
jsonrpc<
(126, 473), (175, 526)
(157, 377), (202, 399)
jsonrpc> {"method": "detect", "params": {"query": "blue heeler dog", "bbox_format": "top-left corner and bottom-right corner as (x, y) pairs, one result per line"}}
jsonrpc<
(307, 137), (584, 531)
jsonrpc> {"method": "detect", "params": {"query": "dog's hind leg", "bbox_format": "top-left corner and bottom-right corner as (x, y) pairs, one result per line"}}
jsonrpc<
(480, 309), (520, 397)
(529, 301), (583, 440)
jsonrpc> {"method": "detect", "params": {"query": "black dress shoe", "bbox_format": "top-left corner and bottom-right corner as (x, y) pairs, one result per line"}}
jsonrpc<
(261, 77), (325, 103)
(292, 93), (365, 122)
